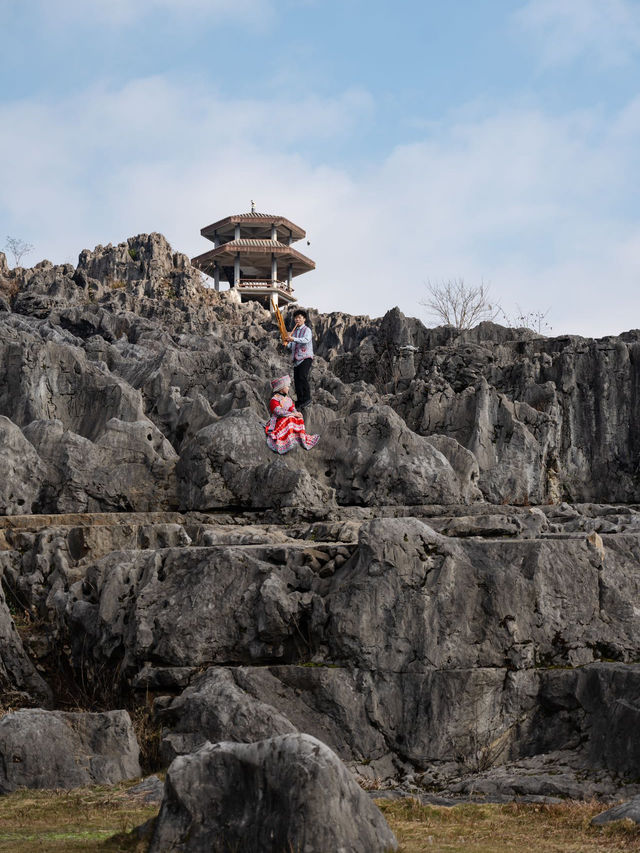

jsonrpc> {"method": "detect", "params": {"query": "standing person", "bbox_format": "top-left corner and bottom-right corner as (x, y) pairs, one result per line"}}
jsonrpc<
(286, 309), (313, 411)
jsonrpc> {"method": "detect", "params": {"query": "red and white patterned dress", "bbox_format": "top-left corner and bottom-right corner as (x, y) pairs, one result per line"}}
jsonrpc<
(265, 394), (319, 454)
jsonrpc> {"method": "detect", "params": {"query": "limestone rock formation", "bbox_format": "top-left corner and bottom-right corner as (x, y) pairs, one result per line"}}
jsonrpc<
(23, 417), (178, 512)
(0, 583), (52, 705)
(149, 734), (398, 853)
(0, 708), (140, 793)
(319, 406), (480, 505)
(0, 416), (46, 515)
(2, 232), (640, 811)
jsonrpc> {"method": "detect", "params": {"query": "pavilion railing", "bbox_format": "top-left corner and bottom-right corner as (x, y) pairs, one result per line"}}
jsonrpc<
(237, 279), (293, 292)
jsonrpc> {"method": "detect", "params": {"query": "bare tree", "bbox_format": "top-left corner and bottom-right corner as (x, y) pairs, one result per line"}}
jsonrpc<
(5, 236), (34, 267)
(421, 278), (501, 329)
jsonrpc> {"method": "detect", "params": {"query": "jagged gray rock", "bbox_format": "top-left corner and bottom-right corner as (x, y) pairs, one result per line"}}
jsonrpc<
(149, 733), (398, 853)
(327, 517), (640, 672)
(592, 794), (640, 825)
(67, 541), (328, 679)
(155, 665), (390, 770)
(3, 232), (640, 806)
(23, 417), (178, 512)
(319, 406), (480, 505)
(177, 409), (334, 512)
(0, 416), (46, 514)
(0, 315), (146, 440)
(0, 708), (140, 792)
(0, 582), (52, 705)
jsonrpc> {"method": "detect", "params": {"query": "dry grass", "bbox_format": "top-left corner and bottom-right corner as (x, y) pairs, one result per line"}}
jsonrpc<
(0, 783), (158, 852)
(130, 701), (163, 775)
(1, 786), (639, 852)
(377, 798), (640, 853)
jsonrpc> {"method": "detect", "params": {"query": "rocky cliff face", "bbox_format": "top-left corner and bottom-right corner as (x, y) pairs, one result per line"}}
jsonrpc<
(1, 234), (640, 807)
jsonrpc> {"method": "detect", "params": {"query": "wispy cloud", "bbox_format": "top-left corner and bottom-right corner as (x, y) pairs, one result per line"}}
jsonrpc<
(1, 74), (639, 337)
(514, 0), (640, 67)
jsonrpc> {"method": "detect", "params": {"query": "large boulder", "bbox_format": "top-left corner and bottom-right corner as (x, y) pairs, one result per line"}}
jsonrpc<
(592, 794), (640, 825)
(149, 733), (397, 853)
(0, 319), (146, 440)
(319, 406), (481, 505)
(68, 543), (328, 681)
(0, 709), (141, 793)
(177, 409), (334, 512)
(23, 417), (178, 512)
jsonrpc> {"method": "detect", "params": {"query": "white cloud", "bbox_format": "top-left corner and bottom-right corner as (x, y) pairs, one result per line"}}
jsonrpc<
(1, 75), (639, 337)
(514, 0), (640, 67)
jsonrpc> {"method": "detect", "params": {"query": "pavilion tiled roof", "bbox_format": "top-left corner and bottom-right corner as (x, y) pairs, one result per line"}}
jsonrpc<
(201, 213), (306, 242)
(193, 239), (314, 265)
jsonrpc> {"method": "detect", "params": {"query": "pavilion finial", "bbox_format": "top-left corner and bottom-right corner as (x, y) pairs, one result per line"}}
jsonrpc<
(251, 199), (256, 213)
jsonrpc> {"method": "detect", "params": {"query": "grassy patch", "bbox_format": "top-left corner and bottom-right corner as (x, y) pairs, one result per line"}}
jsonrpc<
(377, 798), (640, 853)
(2, 786), (639, 852)
(0, 784), (158, 852)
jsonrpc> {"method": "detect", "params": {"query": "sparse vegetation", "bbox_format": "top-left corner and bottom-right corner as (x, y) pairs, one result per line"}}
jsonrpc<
(163, 279), (177, 299)
(503, 306), (553, 334)
(5, 236), (34, 268)
(377, 798), (640, 853)
(0, 784), (158, 852)
(128, 248), (138, 261)
(1, 790), (637, 852)
(130, 698), (163, 775)
(421, 279), (501, 329)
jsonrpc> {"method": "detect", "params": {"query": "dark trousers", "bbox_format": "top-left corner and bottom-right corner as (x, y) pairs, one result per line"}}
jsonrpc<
(294, 358), (312, 407)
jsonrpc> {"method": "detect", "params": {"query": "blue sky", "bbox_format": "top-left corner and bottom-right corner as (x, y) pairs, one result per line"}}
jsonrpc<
(1, 0), (640, 336)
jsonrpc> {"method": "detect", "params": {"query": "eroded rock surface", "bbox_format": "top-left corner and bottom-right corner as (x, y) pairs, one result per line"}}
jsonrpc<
(149, 733), (398, 853)
(2, 233), (640, 807)
(0, 708), (140, 793)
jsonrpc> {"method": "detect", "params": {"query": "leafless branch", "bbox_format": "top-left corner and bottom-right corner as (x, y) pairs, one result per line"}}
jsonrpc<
(420, 278), (501, 329)
(5, 236), (34, 267)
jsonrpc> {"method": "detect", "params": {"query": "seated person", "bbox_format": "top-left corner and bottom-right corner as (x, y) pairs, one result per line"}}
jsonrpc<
(265, 374), (319, 454)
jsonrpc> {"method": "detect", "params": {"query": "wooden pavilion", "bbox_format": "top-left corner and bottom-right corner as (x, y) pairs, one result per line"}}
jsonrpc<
(191, 206), (315, 308)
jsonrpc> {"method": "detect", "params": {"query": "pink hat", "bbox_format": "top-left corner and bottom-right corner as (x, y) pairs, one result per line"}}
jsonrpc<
(271, 374), (291, 393)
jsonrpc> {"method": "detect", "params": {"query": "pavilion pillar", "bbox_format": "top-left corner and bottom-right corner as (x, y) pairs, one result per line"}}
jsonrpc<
(213, 262), (220, 291)
(234, 225), (241, 241)
(271, 253), (278, 286)
(271, 225), (277, 241)
(287, 263), (293, 290)
(234, 253), (240, 287)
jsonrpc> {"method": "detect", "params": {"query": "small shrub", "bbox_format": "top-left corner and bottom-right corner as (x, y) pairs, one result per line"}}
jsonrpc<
(162, 279), (177, 299)
(131, 700), (163, 774)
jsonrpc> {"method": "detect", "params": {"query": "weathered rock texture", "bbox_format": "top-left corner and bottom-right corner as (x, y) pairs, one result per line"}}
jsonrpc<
(592, 795), (640, 825)
(0, 708), (140, 793)
(2, 233), (640, 806)
(149, 733), (398, 853)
